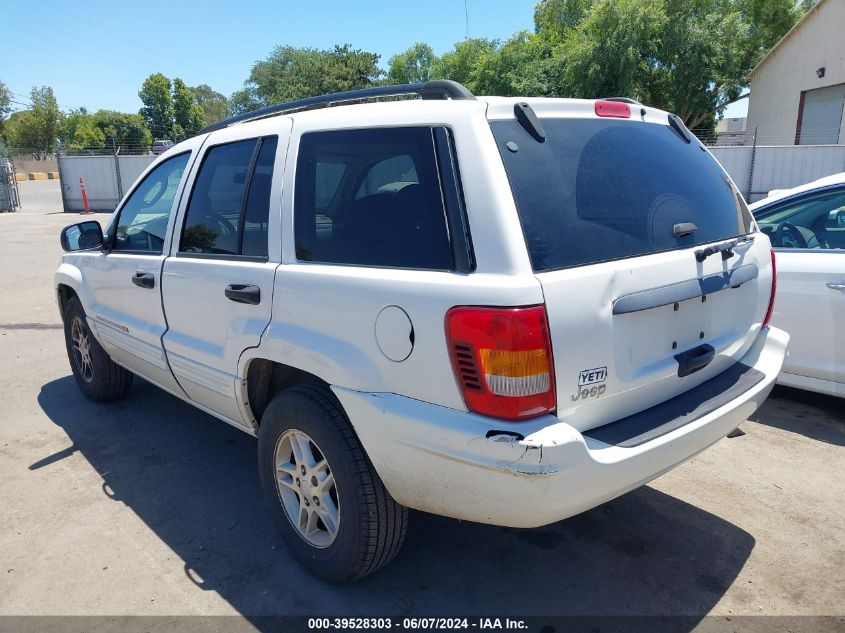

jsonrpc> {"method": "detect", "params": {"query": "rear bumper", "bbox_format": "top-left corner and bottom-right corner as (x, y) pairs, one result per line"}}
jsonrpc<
(333, 326), (789, 528)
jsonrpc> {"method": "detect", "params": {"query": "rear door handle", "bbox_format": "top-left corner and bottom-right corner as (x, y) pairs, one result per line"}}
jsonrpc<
(132, 271), (155, 289)
(826, 281), (845, 290)
(225, 284), (261, 305)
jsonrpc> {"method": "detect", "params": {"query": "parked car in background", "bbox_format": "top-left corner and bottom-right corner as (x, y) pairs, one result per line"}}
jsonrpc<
(751, 173), (845, 397)
(55, 81), (787, 582)
(151, 139), (174, 155)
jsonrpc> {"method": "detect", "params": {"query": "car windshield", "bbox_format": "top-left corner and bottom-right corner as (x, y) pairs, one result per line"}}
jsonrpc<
(491, 117), (754, 271)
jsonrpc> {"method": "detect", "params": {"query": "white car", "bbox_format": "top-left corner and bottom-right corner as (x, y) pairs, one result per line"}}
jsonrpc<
(751, 173), (845, 397)
(55, 81), (788, 582)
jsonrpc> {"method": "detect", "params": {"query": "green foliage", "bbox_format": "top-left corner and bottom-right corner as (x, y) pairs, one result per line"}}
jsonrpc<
(139, 73), (174, 139)
(531, 0), (807, 128)
(172, 78), (205, 139)
(387, 43), (435, 84)
(430, 38), (498, 91)
(5, 86), (63, 152)
(0, 80), (11, 139)
(93, 110), (152, 153)
(234, 44), (382, 109)
(190, 84), (229, 125)
(62, 108), (105, 149)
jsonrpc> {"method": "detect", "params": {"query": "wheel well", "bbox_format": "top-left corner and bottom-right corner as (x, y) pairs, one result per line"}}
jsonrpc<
(57, 284), (78, 317)
(245, 359), (328, 426)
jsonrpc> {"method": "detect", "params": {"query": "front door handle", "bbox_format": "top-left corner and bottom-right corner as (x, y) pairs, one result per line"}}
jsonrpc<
(225, 284), (261, 305)
(826, 281), (845, 291)
(132, 271), (155, 289)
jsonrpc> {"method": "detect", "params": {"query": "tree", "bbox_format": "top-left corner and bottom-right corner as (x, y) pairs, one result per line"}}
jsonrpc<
(190, 84), (228, 125)
(533, 0), (807, 129)
(139, 73), (174, 139)
(235, 44), (382, 108)
(62, 108), (105, 150)
(387, 43), (435, 84)
(172, 78), (205, 139)
(93, 110), (152, 154)
(5, 86), (63, 152)
(0, 80), (11, 140)
(430, 38), (498, 91)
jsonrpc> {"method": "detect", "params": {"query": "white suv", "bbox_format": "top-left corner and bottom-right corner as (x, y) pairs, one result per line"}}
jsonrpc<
(56, 81), (789, 582)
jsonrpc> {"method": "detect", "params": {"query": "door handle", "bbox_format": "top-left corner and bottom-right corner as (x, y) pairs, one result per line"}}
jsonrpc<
(225, 284), (261, 305)
(132, 271), (155, 289)
(826, 281), (845, 291)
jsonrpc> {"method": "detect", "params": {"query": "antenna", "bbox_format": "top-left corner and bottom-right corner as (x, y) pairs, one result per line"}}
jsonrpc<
(464, 0), (469, 39)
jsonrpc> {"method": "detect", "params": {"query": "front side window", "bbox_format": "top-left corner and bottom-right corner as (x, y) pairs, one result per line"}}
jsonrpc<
(180, 136), (277, 258)
(294, 127), (452, 270)
(111, 152), (190, 253)
(755, 188), (845, 250)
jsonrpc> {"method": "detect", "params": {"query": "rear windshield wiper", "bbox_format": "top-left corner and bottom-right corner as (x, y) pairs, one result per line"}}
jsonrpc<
(695, 236), (754, 262)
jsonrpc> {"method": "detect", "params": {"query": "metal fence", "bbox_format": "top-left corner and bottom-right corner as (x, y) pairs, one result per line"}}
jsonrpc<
(0, 142), (21, 213)
(709, 144), (845, 202)
(57, 152), (156, 212)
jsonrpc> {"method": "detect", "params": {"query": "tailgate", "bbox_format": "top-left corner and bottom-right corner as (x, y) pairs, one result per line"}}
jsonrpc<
(538, 238), (773, 431)
(489, 102), (773, 431)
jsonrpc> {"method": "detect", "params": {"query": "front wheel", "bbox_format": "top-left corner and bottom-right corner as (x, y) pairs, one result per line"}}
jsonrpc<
(62, 296), (133, 401)
(257, 385), (407, 582)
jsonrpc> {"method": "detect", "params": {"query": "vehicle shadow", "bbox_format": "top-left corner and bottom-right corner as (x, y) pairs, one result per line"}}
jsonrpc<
(36, 376), (754, 620)
(748, 386), (845, 447)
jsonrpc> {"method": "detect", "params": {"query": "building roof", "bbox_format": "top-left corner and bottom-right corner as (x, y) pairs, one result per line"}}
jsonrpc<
(749, 0), (829, 77)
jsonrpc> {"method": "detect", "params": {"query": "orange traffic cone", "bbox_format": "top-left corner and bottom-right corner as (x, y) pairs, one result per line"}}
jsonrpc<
(80, 177), (91, 214)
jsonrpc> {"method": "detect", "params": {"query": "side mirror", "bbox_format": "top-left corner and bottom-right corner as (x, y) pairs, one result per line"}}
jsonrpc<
(60, 221), (104, 252)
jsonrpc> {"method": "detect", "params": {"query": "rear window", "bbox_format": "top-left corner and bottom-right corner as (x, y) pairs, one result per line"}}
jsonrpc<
(294, 127), (453, 270)
(491, 118), (754, 271)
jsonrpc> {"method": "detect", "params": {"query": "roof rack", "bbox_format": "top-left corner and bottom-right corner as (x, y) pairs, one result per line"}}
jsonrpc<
(200, 80), (475, 134)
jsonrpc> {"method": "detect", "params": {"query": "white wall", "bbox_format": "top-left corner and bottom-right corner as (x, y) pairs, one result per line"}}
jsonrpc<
(711, 145), (845, 201)
(58, 154), (155, 212)
(745, 0), (845, 145)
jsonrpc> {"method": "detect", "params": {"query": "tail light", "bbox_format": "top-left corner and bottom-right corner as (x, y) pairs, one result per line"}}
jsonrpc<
(763, 249), (777, 328)
(445, 305), (556, 420)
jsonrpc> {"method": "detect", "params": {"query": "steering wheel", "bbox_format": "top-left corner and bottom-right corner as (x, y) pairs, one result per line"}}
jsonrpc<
(776, 222), (808, 248)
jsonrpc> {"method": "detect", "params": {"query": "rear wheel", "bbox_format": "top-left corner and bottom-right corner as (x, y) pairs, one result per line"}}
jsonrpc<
(62, 296), (133, 401)
(258, 385), (407, 582)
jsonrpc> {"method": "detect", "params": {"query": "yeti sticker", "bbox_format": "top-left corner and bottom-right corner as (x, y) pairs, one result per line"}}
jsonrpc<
(571, 366), (607, 401)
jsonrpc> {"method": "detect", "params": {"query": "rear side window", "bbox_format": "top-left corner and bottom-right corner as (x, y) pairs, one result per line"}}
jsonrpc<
(181, 136), (277, 258)
(491, 118), (754, 271)
(294, 127), (453, 270)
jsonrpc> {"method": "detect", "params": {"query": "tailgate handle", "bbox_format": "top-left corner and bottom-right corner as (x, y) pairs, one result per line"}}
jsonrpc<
(675, 344), (715, 378)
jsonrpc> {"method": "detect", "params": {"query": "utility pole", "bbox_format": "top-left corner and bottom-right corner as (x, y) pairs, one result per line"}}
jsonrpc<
(464, 0), (469, 39)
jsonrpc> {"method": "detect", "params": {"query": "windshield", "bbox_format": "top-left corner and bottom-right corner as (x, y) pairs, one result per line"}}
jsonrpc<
(491, 118), (754, 272)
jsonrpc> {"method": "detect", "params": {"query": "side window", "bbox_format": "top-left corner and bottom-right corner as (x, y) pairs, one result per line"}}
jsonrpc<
(180, 136), (277, 258)
(242, 137), (278, 257)
(111, 152), (190, 254)
(356, 155), (417, 198)
(756, 188), (845, 250)
(294, 127), (453, 270)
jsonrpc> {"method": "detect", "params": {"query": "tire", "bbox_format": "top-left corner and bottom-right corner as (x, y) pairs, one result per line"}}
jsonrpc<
(62, 296), (133, 402)
(258, 385), (408, 582)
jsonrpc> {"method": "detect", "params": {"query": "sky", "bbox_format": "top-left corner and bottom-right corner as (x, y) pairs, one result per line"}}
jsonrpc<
(5, 0), (748, 118)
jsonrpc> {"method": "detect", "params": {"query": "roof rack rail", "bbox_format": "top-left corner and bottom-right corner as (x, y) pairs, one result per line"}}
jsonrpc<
(601, 97), (643, 105)
(200, 80), (475, 134)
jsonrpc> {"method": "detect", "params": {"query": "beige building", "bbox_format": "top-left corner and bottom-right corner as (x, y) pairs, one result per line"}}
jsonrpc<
(745, 0), (845, 145)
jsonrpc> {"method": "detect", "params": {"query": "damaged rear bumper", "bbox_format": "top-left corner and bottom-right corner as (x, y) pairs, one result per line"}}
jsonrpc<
(332, 326), (789, 528)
